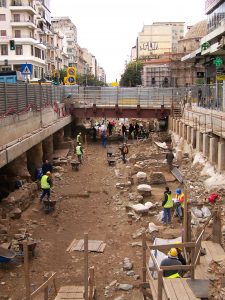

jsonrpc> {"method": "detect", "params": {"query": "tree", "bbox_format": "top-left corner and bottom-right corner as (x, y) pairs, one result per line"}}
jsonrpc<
(120, 60), (143, 87)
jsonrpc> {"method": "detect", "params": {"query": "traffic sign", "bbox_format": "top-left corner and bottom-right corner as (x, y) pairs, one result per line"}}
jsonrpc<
(213, 56), (223, 68)
(20, 64), (32, 75)
(216, 75), (225, 81)
(68, 77), (75, 83)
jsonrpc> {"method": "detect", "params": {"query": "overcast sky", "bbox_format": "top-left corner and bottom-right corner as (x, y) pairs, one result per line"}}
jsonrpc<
(51, 0), (206, 83)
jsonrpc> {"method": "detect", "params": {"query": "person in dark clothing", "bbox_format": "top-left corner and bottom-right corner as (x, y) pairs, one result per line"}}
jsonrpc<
(120, 143), (129, 163)
(134, 122), (139, 137)
(129, 123), (134, 138)
(174, 242), (186, 265)
(40, 171), (53, 201)
(122, 124), (127, 137)
(162, 187), (173, 225)
(42, 160), (53, 175)
(107, 122), (113, 136)
(166, 149), (174, 170)
(160, 248), (182, 278)
(92, 126), (97, 142)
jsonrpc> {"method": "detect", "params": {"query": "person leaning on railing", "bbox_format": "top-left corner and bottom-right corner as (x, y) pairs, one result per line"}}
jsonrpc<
(160, 248), (183, 278)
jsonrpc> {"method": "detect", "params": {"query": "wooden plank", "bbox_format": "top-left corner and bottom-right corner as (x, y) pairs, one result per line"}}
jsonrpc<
(56, 292), (83, 299)
(169, 279), (189, 300)
(73, 240), (84, 251)
(181, 279), (198, 300)
(98, 243), (106, 253)
(204, 241), (225, 258)
(58, 286), (84, 293)
(66, 239), (78, 252)
(163, 279), (179, 299)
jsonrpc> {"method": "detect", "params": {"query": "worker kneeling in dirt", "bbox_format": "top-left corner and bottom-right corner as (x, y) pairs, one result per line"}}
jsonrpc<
(160, 248), (182, 278)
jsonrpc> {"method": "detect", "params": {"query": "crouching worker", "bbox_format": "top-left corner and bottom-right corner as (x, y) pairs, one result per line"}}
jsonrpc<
(40, 171), (53, 202)
(160, 248), (182, 278)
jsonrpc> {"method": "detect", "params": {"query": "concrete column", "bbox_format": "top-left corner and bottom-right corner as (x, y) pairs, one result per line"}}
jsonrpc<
(172, 119), (176, 132)
(178, 122), (183, 137)
(203, 133), (210, 158)
(182, 124), (187, 141)
(209, 137), (218, 164)
(176, 120), (179, 134)
(64, 123), (72, 138)
(53, 128), (64, 149)
(27, 142), (43, 180)
(187, 126), (191, 144)
(191, 128), (197, 149)
(196, 131), (203, 152)
(42, 135), (54, 162)
(218, 141), (225, 172)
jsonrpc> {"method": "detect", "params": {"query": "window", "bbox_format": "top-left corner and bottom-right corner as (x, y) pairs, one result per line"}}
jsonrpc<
(1, 44), (8, 55)
(15, 45), (23, 55)
(15, 30), (21, 38)
(0, 14), (6, 21)
(0, 0), (6, 7)
(13, 14), (20, 22)
(31, 45), (33, 56)
(0, 30), (6, 36)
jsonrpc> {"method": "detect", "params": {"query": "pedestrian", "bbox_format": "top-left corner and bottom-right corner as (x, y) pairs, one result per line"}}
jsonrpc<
(129, 123), (134, 139)
(162, 186), (173, 225)
(134, 122), (139, 137)
(166, 149), (174, 170)
(76, 132), (82, 144)
(75, 143), (83, 163)
(107, 121), (113, 136)
(92, 126), (97, 142)
(40, 171), (53, 202)
(120, 142), (129, 163)
(42, 159), (53, 175)
(101, 130), (107, 148)
(122, 124), (127, 137)
(174, 188), (184, 220)
(197, 88), (202, 106)
(160, 248), (183, 278)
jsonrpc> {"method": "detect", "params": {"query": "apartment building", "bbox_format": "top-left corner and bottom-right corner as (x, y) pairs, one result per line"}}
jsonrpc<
(51, 17), (78, 68)
(182, 0), (225, 83)
(0, 0), (50, 78)
(137, 22), (185, 60)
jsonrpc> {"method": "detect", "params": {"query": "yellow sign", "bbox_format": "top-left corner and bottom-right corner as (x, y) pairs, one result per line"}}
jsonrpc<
(111, 82), (119, 87)
(216, 75), (225, 81)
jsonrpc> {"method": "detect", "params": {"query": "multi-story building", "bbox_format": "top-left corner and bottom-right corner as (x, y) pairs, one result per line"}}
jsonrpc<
(0, 0), (50, 78)
(97, 66), (106, 83)
(51, 17), (78, 68)
(137, 22), (185, 60)
(182, 0), (225, 84)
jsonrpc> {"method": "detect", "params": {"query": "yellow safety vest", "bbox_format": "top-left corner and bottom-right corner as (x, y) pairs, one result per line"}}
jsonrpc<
(76, 134), (81, 143)
(164, 193), (173, 208)
(41, 175), (50, 189)
(167, 273), (181, 278)
(76, 145), (82, 155)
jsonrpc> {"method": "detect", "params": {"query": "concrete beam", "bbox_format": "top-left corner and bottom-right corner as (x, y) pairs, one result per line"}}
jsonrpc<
(218, 141), (225, 172)
(209, 137), (218, 164)
(0, 116), (72, 169)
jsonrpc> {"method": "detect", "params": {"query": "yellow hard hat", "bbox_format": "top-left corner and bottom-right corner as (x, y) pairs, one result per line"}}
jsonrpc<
(168, 248), (178, 257)
(174, 241), (182, 250)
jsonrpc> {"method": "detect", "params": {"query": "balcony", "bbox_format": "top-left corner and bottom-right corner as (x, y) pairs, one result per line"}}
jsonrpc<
(9, 1), (36, 15)
(35, 0), (44, 11)
(11, 18), (37, 29)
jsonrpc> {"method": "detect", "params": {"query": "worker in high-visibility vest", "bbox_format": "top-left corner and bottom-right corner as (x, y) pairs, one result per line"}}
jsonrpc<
(75, 143), (83, 164)
(162, 187), (173, 225)
(160, 248), (182, 278)
(76, 132), (82, 144)
(40, 171), (53, 202)
(174, 188), (184, 220)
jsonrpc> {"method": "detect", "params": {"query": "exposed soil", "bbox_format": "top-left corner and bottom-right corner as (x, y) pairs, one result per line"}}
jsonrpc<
(0, 136), (183, 300)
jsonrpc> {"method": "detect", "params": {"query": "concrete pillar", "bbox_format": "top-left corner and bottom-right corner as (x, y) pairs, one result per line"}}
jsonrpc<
(42, 135), (54, 162)
(178, 122), (183, 138)
(218, 141), (225, 172)
(53, 128), (64, 149)
(64, 123), (72, 138)
(196, 131), (203, 152)
(172, 119), (176, 132)
(182, 124), (187, 141)
(187, 126), (191, 144)
(176, 120), (179, 134)
(209, 137), (218, 164)
(203, 133), (210, 158)
(27, 142), (43, 180)
(191, 128), (197, 149)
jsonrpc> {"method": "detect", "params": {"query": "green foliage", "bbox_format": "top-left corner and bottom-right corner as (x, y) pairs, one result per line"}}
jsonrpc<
(120, 60), (143, 87)
(76, 73), (106, 86)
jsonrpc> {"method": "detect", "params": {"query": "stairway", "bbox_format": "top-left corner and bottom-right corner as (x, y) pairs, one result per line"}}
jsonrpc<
(173, 105), (182, 118)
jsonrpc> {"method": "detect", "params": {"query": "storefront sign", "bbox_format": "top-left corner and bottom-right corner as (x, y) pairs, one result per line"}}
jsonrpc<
(205, 0), (222, 14)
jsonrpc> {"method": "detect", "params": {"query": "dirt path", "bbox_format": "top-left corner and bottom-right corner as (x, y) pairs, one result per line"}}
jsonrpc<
(0, 139), (181, 300)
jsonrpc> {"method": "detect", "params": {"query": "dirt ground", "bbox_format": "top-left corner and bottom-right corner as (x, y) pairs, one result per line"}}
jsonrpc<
(0, 136), (183, 300)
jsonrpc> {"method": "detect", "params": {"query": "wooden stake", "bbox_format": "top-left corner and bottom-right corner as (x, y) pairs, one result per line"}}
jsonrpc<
(183, 188), (188, 243)
(84, 233), (89, 300)
(44, 274), (48, 300)
(212, 209), (222, 244)
(24, 241), (31, 300)
(89, 266), (94, 300)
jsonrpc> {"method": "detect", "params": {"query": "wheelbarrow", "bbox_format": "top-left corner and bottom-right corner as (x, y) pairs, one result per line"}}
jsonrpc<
(18, 240), (37, 257)
(107, 157), (116, 166)
(71, 160), (80, 171)
(43, 199), (57, 214)
(0, 246), (16, 264)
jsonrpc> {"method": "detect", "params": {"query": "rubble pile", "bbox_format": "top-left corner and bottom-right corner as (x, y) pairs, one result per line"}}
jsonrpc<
(208, 258), (225, 299)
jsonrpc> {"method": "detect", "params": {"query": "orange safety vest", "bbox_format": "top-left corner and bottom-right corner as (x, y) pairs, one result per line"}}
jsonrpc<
(176, 193), (184, 207)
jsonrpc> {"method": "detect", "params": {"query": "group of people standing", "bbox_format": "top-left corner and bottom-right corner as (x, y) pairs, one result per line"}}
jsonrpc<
(162, 187), (184, 225)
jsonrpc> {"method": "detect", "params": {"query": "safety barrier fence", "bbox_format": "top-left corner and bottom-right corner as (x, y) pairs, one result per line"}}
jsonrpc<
(0, 83), (224, 117)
